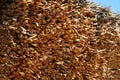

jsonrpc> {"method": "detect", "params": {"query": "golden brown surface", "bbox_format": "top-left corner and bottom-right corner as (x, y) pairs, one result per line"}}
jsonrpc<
(0, 0), (120, 80)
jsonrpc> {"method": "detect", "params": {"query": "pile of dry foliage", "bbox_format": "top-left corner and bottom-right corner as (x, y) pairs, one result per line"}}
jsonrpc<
(0, 0), (120, 80)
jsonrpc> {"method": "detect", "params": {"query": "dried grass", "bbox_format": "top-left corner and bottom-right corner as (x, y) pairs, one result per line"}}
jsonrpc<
(0, 0), (120, 80)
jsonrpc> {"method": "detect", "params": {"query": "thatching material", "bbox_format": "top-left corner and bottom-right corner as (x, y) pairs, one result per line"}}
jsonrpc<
(0, 0), (120, 79)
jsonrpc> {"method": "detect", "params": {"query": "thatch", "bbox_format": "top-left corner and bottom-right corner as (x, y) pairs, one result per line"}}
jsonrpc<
(0, 0), (120, 80)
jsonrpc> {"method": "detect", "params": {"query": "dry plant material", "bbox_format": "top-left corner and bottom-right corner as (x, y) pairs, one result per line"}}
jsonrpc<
(0, 0), (120, 80)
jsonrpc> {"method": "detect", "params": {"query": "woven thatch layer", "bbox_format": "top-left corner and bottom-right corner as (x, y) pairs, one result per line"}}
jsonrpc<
(0, 0), (120, 80)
